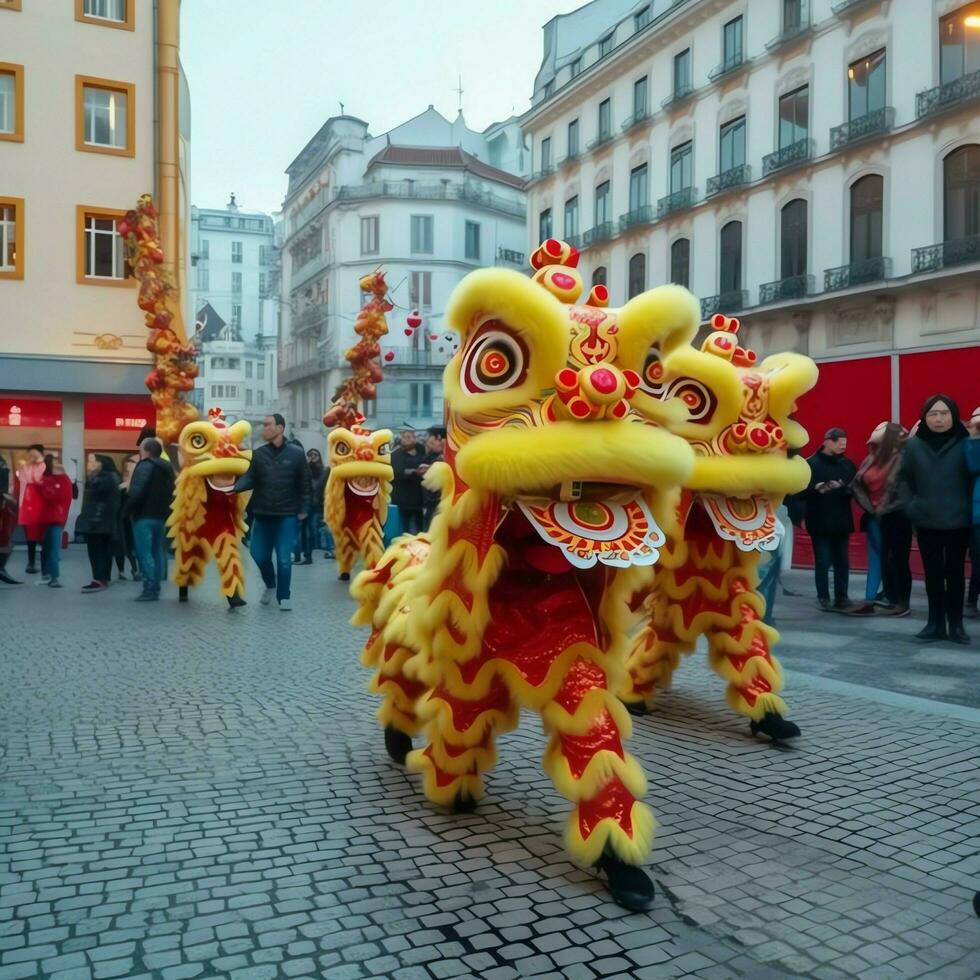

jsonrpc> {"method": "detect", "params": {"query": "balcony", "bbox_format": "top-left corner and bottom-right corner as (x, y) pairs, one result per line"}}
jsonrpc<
(657, 186), (697, 219)
(565, 233), (582, 249)
(911, 234), (980, 274)
(292, 303), (328, 337)
(586, 131), (614, 152)
(700, 290), (748, 321)
(832, 0), (880, 15)
(759, 274), (813, 304)
(762, 138), (814, 176)
(279, 350), (327, 387)
(558, 151), (580, 168)
(708, 53), (749, 83)
(582, 222), (615, 247)
(661, 85), (694, 111)
(382, 347), (440, 368)
(619, 206), (656, 233)
(621, 109), (651, 133)
(765, 3), (813, 51)
(290, 249), (332, 291)
(530, 165), (555, 182)
(496, 247), (526, 266)
(332, 181), (526, 219)
(706, 164), (752, 198)
(823, 256), (892, 292)
(830, 107), (895, 150)
(916, 68), (980, 120)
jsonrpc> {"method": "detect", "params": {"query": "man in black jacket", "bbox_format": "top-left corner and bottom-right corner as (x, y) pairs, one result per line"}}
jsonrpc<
(419, 426), (445, 530)
(233, 414), (312, 611)
(805, 427), (857, 611)
(123, 438), (175, 601)
(391, 429), (425, 534)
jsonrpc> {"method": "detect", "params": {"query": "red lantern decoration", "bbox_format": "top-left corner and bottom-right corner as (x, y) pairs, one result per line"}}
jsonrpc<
(407, 309), (422, 328)
(384, 351), (395, 362)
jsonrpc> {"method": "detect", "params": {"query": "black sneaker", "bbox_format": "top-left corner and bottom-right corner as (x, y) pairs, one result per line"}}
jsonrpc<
(25, 564), (38, 574)
(833, 598), (855, 613)
(816, 598), (832, 611)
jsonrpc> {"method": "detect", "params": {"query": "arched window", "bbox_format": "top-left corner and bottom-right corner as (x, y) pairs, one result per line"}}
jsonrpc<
(592, 266), (607, 287)
(944, 144), (980, 241)
(719, 221), (742, 293)
(780, 199), (807, 278)
(628, 253), (646, 298)
(850, 175), (883, 262)
(670, 238), (690, 288)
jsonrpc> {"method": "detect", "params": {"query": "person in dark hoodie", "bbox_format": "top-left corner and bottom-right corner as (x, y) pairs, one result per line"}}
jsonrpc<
(898, 394), (972, 643)
(123, 438), (176, 601)
(77, 454), (122, 593)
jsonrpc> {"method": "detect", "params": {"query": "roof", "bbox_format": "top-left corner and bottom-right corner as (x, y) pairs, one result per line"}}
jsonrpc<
(365, 144), (525, 189)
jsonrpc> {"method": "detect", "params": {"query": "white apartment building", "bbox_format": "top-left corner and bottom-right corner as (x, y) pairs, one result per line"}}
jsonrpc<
(522, 0), (980, 447)
(278, 106), (528, 446)
(0, 0), (190, 492)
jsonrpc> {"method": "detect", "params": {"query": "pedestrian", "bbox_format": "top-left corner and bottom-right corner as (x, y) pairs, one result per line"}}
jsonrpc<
(804, 427), (857, 612)
(963, 406), (980, 621)
(305, 448), (333, 559)
(419, 426), (446, 530)
(15, 444), (46, 574)
(122, 437), (176, 602)
(36, 455), (73, 589)
(115, 454), (141, 581)
(0, 454), (19, 585)
(233, 414), (312, 611)
(391, 429), (425, 534)
(293, 448), (324, 566)
(897, 394), (972, 643)
(77, 454), (122, 593)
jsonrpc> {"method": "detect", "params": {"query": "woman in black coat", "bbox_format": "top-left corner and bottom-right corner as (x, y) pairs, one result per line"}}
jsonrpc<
(77, 454), (121, 593)
(897, 395), (972, 643)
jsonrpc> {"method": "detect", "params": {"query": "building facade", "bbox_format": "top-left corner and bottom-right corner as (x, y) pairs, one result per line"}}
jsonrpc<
(278, 107), (528, 447)
(522, 0), (980, 448)
(0, 0), (190, 493)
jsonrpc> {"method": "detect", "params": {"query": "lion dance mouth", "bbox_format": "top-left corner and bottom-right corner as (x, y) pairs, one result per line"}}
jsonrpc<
(347, 476), (380, 497)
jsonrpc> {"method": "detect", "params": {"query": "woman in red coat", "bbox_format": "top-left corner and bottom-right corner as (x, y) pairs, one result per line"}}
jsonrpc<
(37, 455), (73, 588)
(16, 444), (46, 574)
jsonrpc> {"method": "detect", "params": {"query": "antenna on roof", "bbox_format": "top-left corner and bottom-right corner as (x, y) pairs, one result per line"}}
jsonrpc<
(455, 75), (464, 114)
(339, 101), (345, 115)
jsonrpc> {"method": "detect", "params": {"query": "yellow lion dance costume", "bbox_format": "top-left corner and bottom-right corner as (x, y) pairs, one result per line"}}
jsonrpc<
(352, 240), (816, 910)
(169, 407), (253, 608)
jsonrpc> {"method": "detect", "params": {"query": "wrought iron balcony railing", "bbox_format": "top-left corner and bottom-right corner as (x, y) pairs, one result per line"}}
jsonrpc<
(708, 53), (748, 82)
(832, 0), (879, 15)
(621, 109), (651, 133)
(700, 290), (748, 321)
(830, 107), (894, 150)
(279, 350), (327, 386)
(496, 247), (525, 266)
(911, 234), (980, 274)
(759, 274), (813, 304)
(657, 186), (697, 218)
(587, 131), (614, 152)
(762, 138), (814, 176)
(582, 221), (615, 247)
(619, 205), (656, 233)
(916, 69), (980, 120)
(530, 166), (555, 181)
(765, 3), (813, 51)
(706, 164), (752, 197)
(558, 151), (580, 168)
(565, 233), (582, 249)
(823, 256), (892, 292)
(661, 85), (694, 110)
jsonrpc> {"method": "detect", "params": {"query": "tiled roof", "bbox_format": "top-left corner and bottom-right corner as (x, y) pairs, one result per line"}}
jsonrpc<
(366, 144), (525, 189)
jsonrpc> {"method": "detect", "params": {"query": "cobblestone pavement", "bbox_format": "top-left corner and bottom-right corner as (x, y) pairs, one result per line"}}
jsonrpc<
(1, 548), (978, 980)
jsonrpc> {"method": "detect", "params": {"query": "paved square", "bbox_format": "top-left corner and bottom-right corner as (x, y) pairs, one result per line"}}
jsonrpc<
(1, 550), (978, 979)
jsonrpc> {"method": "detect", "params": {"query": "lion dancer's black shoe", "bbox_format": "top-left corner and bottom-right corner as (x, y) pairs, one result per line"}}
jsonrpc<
(623, 699), (649, 718)
(178, 585), (189, 603)
(750, 712), (801, 741)
(597, 847), (655, 912)
(384, 725), (413, 765)
(227, 592), (247, 610)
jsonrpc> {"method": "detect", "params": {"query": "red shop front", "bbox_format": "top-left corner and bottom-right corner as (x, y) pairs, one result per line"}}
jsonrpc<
(0, 398), (64, 491)
(84, 396), (156, 478)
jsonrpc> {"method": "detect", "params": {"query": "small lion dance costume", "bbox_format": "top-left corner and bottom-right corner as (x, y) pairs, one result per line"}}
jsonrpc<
(322, 271), (393, 581)
(353, 240), (816, 910)
(169, 408), (253, 608)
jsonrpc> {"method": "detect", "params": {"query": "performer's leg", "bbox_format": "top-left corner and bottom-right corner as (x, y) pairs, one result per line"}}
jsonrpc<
(370, 641), (427, 760)
(621, 602), (692, 713)
(213, 530), (246, 600)
(248, 516), (277, 591)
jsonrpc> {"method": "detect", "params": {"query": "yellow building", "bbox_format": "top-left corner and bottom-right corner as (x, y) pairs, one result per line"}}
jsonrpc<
(0, 0), (189, 484)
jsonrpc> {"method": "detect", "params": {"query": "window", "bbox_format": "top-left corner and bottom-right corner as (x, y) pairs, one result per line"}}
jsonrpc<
(599, 33), (614, 58)
(77, 207), (130, 284)
(674, 49), (692, 96)
(231, 241), (243, 263)
(780, 199), (808, 278)
(670, 141), (693, 193)
(409, 270), (432, 309)
(259, 272), (267, 297)
(628, 253), (646, 299)
(410, 383), (433, 417)
(571, 57), (582, 78)
(361, 215), (379, 255)
(0, 63), (24, 142)
(568, 119), (580, 156)
(231, 305), (242, 329)
(941, 3), (980, 85)
(783, 0), (803, 32)
(719, 116), (746, 172)
(540, 137), (552, 172)
(245, 360), (253, 379)
(670, 238), (690, 288)
(633, 76), (648, 118)
(246, 389), (253, 408)
(201, 239), (210, 259)
(257, 391), (265, 405)
(635, 5), (650, 31)
(410, 215), (434, 254)
(720, 221), (742, 292)
(594, 181), (611, 226)
(723, 17), (743, 66)
(0, 197), (24, 280)
(197, 266), (209, 290)
(592, 266), (607, 287)
(257, 362), (265, 381)
(232, 272), (243, 297)
(850, 175), (884, 262)
(76, 0), (133, 29)
(539, 208), (553, 241)
(944, 145), (980, 240)
(465, 221), (481, 260)
(848, 49), (886, 120)
(598, 98), (612, 140)
(778, 86), (809, 149)
(258, 244), (268, 265)
(564, 196), (579, 239)
(258, 304), (264, 331)
(629, 164), (648, 213)
(76, 76), (134, 156)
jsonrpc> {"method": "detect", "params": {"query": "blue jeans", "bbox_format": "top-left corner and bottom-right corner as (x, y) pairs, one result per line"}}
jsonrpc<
(812, 533), (849, 602)
(864, 517), (882, 601)
(250, 515), (298, 602)
(757, 538), (783, 626)
(294, 515), (316, 560)
(41, 524), (62, 581)
(133, 517), (166, 594)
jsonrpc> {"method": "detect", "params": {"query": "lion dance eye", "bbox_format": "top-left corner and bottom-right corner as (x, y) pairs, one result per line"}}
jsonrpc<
(335, 442), (351, 456)
(665, 378), (717, 423)
(190, 433), (207, 450)
(639, 346), (668, 397)
(461, 323), (528, 394)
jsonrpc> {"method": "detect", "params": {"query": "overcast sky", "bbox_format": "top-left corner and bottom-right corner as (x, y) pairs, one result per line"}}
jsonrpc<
(180, 1), (584, 215)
